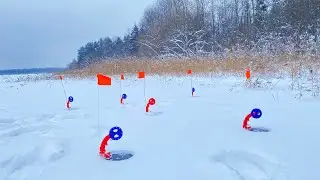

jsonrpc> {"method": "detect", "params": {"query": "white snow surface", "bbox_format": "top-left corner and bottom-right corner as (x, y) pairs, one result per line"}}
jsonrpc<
(0, 74), (319, 180)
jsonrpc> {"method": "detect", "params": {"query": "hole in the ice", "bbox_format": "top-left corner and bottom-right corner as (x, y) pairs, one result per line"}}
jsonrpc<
(146, 112), (163, 116)
(108, 150), (134, 161)
(250, 127), (270, 132)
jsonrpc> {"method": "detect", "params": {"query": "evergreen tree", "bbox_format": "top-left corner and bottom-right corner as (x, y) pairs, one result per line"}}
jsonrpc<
(112, 37), (124, 57)
(128, 25), (140, 56)
(123, 34), (131, 56)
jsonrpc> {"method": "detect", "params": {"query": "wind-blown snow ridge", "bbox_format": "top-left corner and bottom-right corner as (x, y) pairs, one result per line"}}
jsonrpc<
(0, 141), (65, 180)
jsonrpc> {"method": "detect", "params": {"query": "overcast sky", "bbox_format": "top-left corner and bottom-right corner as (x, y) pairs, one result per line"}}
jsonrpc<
(0, 0), (155, 70)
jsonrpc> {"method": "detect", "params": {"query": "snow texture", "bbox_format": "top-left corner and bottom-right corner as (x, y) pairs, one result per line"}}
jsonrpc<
(0, 74), (319, 180)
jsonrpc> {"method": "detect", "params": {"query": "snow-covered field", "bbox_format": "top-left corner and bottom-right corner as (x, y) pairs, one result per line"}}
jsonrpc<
(0, 74), (319, 180)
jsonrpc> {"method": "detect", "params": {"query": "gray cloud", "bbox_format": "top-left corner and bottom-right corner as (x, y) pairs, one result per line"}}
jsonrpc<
(0, 0), (154, 69)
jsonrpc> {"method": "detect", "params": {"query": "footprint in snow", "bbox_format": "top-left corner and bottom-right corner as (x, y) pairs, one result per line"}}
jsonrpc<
(0, 142), (65, 179)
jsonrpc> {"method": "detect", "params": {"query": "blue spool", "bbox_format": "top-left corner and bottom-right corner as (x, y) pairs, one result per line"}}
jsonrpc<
(192, 87), (195, 93)
(122, 94), (127, 99)
(109, 126), (123, 140)
(68, 96), (74, 102)
(251, 108), (262, 119)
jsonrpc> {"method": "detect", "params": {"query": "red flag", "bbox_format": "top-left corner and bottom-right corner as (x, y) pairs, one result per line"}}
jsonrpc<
(187, 69), (192, 75)
(138, 71), (145, 79)
(97, 73), (111, 85)
(59, 75), (63, 80)
(245, 68), (251, 79)
(120, 74), (124, 80)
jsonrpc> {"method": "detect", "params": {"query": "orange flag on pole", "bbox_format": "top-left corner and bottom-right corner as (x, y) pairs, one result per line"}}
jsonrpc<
(138, 71), (145, 79)
(96, 73), (112, 139)
(245, 68), (251, 80)
(97, 73), (111, 86)
(58, 74), (68, 105)
(187, 69), (193, 96)
(137, 71), (146, 105)
(120, 74), (124, 104)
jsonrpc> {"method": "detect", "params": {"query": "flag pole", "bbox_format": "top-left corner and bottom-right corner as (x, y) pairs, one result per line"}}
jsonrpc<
(191, 76), (193, 96)
(144, 77), (146, 105)
(97, 84), (101, 140)
(120, 79), (122, 99)
(60, 77), (67, 101)
(96, 73), (112, 142)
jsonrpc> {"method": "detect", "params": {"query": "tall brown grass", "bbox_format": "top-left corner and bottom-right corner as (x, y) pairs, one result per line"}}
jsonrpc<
(59, 54), (320, 78)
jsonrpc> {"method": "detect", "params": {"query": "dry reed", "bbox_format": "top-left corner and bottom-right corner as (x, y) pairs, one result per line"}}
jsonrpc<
(58, 54), (320, 79)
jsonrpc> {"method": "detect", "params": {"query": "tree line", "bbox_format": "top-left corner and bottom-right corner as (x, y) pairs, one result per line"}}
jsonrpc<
(68, 0), (320, 69)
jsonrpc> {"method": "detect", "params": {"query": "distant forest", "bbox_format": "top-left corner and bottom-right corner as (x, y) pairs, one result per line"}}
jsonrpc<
(68, 0), (320, 69)
(0, 68), (65, 75)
